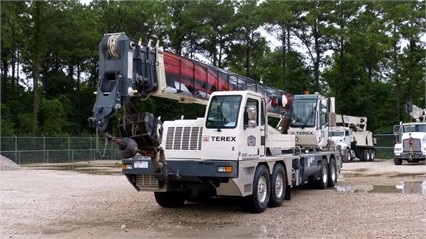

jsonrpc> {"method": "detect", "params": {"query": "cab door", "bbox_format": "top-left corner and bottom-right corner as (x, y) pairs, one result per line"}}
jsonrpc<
(240, 97), (264, 158)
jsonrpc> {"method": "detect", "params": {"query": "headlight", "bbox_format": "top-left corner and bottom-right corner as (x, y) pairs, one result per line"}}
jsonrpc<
(121, 164), (133, 170)
(217, 166), (233, 173)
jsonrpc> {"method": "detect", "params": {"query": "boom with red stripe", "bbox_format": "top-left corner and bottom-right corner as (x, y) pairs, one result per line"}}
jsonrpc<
(88, 33), (292, 132)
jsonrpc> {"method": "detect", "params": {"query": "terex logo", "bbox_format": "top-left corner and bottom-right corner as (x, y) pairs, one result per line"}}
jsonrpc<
(210, 136), (236, 142)
(296, 131), (314, 135)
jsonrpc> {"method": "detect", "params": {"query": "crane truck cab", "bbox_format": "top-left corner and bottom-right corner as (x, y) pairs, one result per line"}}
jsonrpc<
(201, 91), (294, 160)
(286, 93), (334, 150)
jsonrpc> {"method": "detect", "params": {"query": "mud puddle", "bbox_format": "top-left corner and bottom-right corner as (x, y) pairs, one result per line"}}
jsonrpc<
(25, 163), (122, 175)
(336, 180), (426, 195)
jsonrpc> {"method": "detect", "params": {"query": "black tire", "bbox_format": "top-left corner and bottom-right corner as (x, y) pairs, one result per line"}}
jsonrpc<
(269, 164), (287, 208)
(328, 158), (337, 188)
(362, 149), (369, 161)
(241, 165), (270, 213)
(342, 148), (351, 163)
(316, 159), (329, 189)
(369, 149), (376, 161)
(154, 191), (186, 208)
(394, 158), (402, 165)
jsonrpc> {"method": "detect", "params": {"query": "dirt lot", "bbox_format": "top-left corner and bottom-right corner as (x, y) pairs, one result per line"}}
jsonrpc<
(1, 159), (425, 239)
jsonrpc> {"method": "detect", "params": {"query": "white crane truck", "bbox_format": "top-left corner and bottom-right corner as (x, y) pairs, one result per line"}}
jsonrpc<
(393, 104), (426, 165)
(330, 114), (376, 162)
(88, 33), (342, 213)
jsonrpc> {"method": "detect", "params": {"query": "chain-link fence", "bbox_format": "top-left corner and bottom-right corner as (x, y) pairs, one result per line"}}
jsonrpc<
(0, 133), (397, 165)
(374, 133), (396, 159)
(0, 135), (119, 164)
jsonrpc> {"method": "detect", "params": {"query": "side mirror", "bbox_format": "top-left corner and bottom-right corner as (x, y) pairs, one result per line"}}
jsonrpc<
(393, 125), (400, 135)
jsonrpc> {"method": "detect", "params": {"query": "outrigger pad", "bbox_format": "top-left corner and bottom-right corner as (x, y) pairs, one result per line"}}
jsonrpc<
(118, 112), (163, 151)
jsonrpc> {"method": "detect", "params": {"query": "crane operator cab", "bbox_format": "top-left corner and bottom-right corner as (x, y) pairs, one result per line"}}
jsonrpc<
(287, 93), (334, 150)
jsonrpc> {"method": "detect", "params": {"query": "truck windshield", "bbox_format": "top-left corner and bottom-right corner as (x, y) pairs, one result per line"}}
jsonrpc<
(403, 124), (426, 133)
(206, 95), (242, 129)
(290, 98), (317, 128)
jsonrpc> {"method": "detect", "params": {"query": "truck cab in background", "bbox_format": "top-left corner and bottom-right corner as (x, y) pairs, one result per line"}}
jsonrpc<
(393, 122), (426, 165)
(393, 103), (426, 165)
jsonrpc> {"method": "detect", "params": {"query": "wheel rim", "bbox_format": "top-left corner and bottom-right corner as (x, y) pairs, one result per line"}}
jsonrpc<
(275, 174), (284, 198)
(257, 175), (268, 203)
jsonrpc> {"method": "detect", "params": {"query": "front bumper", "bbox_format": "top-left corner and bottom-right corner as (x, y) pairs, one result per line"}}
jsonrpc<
(122, 157), (239, 181)
(396, 151), (426, 161)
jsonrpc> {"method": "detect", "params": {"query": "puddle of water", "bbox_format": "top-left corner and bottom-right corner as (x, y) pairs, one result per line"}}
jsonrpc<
(336, 181), (426, 195)
(395, 181), (426, 195)
(335, 185), (375, 193)
(25, 164), (121, 175)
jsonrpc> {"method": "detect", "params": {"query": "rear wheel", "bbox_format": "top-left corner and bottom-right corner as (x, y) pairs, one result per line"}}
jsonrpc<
(316, 159), (329, 189)
(269, 164), (287, 208)
(328, 158), (337, 188)
(241, 165), (270, 213)
(363, 149), (369, 161)
(154, 191), (186, 208)
(394, 158), (402, 165)
(369, 149), (376, 161)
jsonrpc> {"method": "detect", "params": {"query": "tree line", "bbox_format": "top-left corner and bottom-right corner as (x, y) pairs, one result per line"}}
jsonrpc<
(1, 0), (425, 136)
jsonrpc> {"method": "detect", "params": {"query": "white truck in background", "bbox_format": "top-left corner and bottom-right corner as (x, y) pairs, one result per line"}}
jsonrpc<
(88, 33), (342, 213)
(330, 114), (376, 162)
(393, 104), (426, 165)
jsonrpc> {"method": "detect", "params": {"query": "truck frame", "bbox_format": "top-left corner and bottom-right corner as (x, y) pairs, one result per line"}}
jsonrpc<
(88, 33), (342, 213)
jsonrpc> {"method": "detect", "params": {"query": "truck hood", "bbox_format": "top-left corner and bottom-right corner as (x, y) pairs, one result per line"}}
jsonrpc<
(330, 136), (345, 141)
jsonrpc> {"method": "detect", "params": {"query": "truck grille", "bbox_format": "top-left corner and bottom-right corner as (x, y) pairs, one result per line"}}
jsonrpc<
(135, 175), (159, 190)
(403, 138), (421, 151)
(165, 126), (202, 150)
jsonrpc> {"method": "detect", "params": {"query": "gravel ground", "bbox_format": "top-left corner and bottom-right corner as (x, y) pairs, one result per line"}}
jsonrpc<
(1, 158), (426, 239)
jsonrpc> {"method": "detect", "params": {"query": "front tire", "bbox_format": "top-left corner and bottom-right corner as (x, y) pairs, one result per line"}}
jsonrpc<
(241, 165), (270, 213)
(394, 158), (402, 165)
(269, 164), (287, 208)
(154, 191), (186, 208)
(342, 148), (350, 163)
